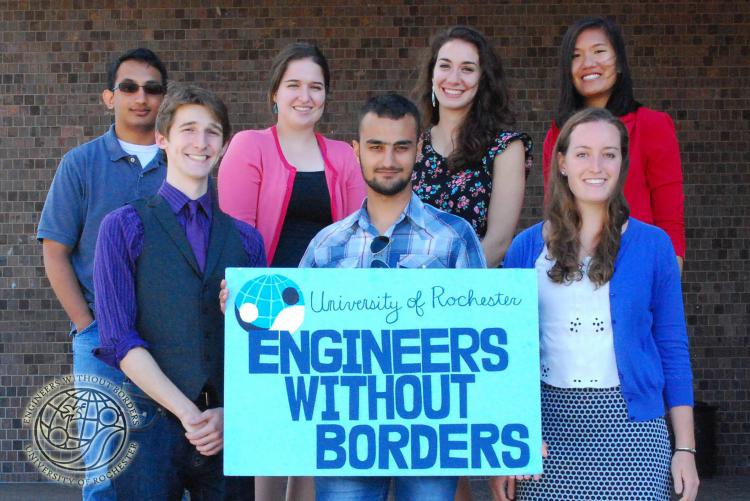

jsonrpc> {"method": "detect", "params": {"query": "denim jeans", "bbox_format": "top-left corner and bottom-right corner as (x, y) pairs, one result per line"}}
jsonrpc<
(114, 382), (252, 500)
(315, 476), (458, 501)
(72, 320), (125, 501)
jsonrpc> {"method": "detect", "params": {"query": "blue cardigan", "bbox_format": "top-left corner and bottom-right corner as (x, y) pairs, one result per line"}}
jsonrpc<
(504, 218), (694, 421)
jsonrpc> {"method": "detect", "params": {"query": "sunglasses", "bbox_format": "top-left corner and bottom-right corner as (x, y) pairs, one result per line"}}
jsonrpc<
(370, 235), (391, 268)
(112, 81), (166, 95)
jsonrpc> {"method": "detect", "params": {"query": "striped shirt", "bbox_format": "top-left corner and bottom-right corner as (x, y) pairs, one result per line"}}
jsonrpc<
(299, 192), (486, 269)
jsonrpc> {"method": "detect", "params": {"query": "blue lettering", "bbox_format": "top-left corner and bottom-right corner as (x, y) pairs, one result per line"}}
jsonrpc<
(394, 375), (421, 419)
(361, 330), (392, 374)
(451, 373), (475, 419)
(248, 330), (278, 374)
(340, 376), (367, 420)
(423, 374), (451, 419)
(421, 329), (450, 373)
(449, 328), (480, 372)
(311, 330), (341, 373)
(349, 425), (376, 469)
(316, 424), (345, 469)
(367, 375), (394, 420)
(439, 423), (468, 468)
(410, 424), (437, 469)
(480, 328), (508, 371)
(320, 376), (340, 420)
(280, 331), (309, 374)
(342, 330), (363, 373)
(392, 329), (420, 373)
(471, 424), (501, 468)
(378, 425), (408, 469)
(501, 424), (530, 468)
(284, 376), (318, 421)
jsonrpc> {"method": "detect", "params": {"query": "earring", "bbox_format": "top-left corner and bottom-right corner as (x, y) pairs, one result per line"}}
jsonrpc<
(272, 102), (278, 115)
(561, 170), (567, 176)
(431, 89), (437, 108)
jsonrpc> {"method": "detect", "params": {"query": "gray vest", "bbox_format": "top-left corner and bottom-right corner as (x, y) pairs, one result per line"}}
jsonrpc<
(132, 195), (247, 404)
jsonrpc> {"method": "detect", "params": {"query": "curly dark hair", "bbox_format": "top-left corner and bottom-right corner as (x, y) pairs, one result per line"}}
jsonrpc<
(545, 108), (630, 286)
(413, 26), (515, 171)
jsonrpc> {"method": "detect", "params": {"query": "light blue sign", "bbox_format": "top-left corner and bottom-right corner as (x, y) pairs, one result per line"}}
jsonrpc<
(224, 269), (541, 476)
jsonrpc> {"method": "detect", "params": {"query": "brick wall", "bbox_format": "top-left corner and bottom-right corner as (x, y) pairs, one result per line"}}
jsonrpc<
(1, 0), (748, 481)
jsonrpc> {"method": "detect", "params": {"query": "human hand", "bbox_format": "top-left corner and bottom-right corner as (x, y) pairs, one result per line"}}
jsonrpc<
(513, 441), (548, 481)
(185, 407), (224, 456)
(219, 279), (229, 315)
(488, 476), (515, 501)
(672, 451), (699, 501)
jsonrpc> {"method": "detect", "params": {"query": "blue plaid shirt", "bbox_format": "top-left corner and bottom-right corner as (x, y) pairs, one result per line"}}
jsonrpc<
(300, 192), (486, 269)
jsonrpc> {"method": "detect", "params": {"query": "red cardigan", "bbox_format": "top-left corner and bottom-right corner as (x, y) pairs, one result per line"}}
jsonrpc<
(543, 107), (685, 258)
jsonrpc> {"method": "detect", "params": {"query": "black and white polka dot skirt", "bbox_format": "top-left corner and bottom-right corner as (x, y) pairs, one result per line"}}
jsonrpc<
(516, 383), (672, 500)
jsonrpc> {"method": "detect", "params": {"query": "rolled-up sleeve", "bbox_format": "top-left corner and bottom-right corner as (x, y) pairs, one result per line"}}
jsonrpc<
(93, 207), (150, 367)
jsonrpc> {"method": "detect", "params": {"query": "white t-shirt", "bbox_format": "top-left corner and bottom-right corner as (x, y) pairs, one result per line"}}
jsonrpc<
(535, 245), (620, 388)
(118, 139), (160, 169)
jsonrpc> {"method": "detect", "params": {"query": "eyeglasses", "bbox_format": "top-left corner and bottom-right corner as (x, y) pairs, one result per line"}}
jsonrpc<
(370, 235), (391, 268)
(112, 81), (166, 95)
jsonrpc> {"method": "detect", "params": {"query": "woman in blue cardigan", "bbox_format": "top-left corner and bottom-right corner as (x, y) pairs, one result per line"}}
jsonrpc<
(490, 108), (698, 501)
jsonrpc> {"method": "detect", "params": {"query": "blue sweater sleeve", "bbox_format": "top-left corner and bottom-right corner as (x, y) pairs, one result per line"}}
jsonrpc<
(650, 230), (694, 408)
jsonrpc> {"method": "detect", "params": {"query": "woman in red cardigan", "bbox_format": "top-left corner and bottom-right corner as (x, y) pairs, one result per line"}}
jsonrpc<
(542, 17), (685, 269)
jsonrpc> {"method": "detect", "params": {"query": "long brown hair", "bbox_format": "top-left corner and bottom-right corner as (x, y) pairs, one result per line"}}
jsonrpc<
(546, 107), (630, 286)
(413, 26), (515, 171)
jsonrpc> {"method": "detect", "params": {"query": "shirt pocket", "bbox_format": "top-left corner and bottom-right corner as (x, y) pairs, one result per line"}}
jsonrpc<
(397, 254), (447, 269)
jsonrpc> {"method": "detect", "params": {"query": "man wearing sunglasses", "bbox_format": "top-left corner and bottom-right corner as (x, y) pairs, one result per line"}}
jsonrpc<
(301, 94), (486, 500)
(37, 47), (168, 501)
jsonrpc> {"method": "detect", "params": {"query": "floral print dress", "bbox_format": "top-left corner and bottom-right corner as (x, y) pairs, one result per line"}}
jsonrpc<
(412, 129), (533, 238)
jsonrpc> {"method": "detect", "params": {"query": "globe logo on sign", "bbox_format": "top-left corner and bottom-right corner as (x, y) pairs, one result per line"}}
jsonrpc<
(34, 387), (128, 472)
(235, 274), (305, 333)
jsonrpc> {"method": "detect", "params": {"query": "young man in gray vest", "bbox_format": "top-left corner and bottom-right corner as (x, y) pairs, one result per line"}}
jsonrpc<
(93, 83), (265, 499)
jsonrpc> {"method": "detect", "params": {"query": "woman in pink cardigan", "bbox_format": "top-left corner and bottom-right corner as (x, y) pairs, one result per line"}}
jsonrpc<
(218, 43), (365, 267)
(217, 43), (364, 501)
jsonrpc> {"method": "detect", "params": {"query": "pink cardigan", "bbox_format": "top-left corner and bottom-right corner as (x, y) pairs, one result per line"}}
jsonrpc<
(217, 126), (366, 263)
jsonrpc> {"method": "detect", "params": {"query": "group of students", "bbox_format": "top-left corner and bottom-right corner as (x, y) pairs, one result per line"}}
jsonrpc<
(37, 15), (698, 501)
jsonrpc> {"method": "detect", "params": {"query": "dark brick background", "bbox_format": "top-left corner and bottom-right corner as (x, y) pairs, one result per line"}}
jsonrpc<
(1, 0), (748, 482)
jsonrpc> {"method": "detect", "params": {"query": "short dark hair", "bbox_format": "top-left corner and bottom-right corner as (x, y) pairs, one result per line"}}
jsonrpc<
(555, 17), (640, 127)
(267, 43), (331, 114)
(156, 83), (231, 144)
(106, 48), (168, 90)
(358, 93), (421, 135)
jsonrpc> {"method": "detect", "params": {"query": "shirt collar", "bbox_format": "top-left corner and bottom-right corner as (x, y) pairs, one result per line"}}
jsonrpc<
(355, 191), (427, 236)
(158, 181), (213, 217)
(103, 124), (165, 170)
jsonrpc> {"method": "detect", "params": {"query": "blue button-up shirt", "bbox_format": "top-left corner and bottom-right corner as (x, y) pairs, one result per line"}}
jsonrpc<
(300, 192), (486, 269)
(37, 125), (167, 306)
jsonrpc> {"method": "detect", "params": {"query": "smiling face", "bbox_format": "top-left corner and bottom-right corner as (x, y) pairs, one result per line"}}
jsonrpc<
(354, 112), (418, 197)
(558, 120), (622, 210)
(571, 28), (618, 108)
(273, 58), (326, 130)
(102, 59), (165, 141)
(158, 104), (225, 191)
(432, 38), (481, 114)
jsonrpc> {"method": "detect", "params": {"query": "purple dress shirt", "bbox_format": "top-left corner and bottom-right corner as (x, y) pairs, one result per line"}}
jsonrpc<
(93, 182), (266, 367)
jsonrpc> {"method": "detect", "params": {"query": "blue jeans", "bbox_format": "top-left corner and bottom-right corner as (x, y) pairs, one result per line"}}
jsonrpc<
(114, 382), (252, 500)
(315, 476), (458, 501)
(72, 320), (125, 501)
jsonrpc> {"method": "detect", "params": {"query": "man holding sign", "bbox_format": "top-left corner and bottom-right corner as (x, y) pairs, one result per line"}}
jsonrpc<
(300, 94), (486, 500)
